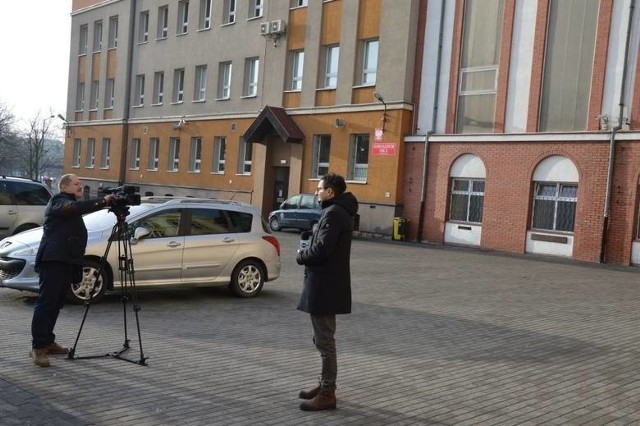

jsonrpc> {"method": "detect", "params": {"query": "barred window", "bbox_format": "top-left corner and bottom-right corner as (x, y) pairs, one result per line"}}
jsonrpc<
(449, 179), (484, 223)
(532, 183), (577, 232)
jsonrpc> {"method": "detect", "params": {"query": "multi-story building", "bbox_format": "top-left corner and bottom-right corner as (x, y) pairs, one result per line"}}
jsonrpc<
(63, 0), (421, 235)
(407, 0), (640, 265)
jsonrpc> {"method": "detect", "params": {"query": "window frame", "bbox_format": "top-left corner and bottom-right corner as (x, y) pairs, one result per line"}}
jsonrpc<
(89, 80), (100, 111)
(108, 16), (118, 48)
(153, 71), (164, 105)
(173, 68), (185, 103)
(79, 24), (88, 55)
(135, 74), (145, 106)
(236, 139), (252, 175)
(129, 138), (141, 170)
(288, 50), (304, 91)
(158, 6), (169, 39)
(250, 0), (263, 18)
(72, 139), (82, 167)
(93, 20), (103, 52)
(200, 0), (212, 30)
(448, 178), (485, 224)
(347, 133), (369, 182)
(243, 58), (259, 97)
(223, 0), (236, 24)
(168, 138), (180, 171)
(189, 137), (203, 172)
(359, 39), (379, 86)
(194, 65), (207, 101)
(100, 138), (111, 169)
(148, 137), (160, 170)
(212, 136), (226, 174)
(85, 138), (96, 168)
(105, 78), (115, 109)
(321, 45), (339, 89)
(531, 182), (578, 233)
(311, 135), (331, 178)
(218, 62), (232, 99)
(138, 11), (149, 43)
(178, 0), (190, 35)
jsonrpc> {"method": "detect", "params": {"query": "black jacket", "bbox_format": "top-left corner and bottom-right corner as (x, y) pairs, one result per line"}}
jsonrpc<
(35, 192), (108, 269)
(296, 192), (358, 315)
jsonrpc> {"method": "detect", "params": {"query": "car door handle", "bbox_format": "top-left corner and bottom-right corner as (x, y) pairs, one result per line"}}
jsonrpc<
(7, 210), (17, 215)
(167, 241), (182, 247)
(223, 237), (235, 243)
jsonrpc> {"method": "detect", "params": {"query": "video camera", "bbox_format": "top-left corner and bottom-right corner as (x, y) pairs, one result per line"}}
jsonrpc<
(103, 185), (141, 209)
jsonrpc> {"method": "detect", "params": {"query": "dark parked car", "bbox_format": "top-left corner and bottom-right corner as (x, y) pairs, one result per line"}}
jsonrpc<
(268, 193), (321, 232)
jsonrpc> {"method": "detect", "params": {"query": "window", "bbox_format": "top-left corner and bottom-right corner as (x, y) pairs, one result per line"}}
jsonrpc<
(312, 135), (331, 178)
(108, 16), (118, 48)
(359, 39), (379, 85)
(158, 6), (169, 39)
(129, 139), (141, 169)
(347, 134), (369, 182)
(531, 156), (579, 233)
(90, 81), (99, 110)
(213, 136), (226, 173)
(100, 138), (110, 168)
(218, 62), (232, 99)
(178, 0), (189, 35)
(539, 0), (598, 131)
(138, 11), (149, 43)
(189, 137), (202, 172)
(79, 25), (88, 55)
(72, 139), (81, 167)
(194, 65), (207, 101)
(148, 137), (159, 170)
(456, 0), (504, 133)
(130, 210), (181, 239)
(250, 0), (263, 18)
(168, 138), (180, 171)
(189, 208), (231, 235)
(105, 78), (115, 109)
(288, 50), (304, 91)
(76, 82), (85, 111)
(153, 72), (164, 104)
(449, 179), (485, 223)
(199, 0), (212, 29)
(93, 20), (102, 52)
(173, 69), (185, 103)
(135, 74), (145, 106)
(85, 138), (96, 168)
(237, 139), (252, 174)
(321, 45), (339, 89)
(532, 183), (577, 232)
(291, 0), (308, 7)
(223, 0), (236, 24)
(243, 58), (259, 97)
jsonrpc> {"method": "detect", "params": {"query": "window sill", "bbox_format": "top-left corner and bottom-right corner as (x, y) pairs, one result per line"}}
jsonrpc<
(215, 97), (231, 101)
(187, 170), (202, 174)
(241, 94), (257, 99)
(346, 180), (367, 185)
(146, 168), (158, 172)
(210, 172), (225, 175)
(170, 101), (184, 105)
(192, 99), (206, 104)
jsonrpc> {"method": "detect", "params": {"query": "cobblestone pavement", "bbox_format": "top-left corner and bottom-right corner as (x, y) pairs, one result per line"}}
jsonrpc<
(1, 231), (640, 425)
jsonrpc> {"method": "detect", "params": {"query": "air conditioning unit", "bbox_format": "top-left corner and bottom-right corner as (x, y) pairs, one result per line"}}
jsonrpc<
(270, 19), (286, 34)
(259, 22), (271, 36)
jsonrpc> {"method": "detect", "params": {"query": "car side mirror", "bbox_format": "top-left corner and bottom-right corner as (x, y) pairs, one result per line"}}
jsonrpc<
(131, 226), (151, 244)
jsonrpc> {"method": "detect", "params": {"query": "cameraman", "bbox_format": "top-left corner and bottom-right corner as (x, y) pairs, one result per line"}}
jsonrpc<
(29, 174), (116, 367)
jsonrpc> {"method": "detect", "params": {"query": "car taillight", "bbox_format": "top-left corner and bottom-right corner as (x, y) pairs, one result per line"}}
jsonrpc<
(262, 235), (280, 256)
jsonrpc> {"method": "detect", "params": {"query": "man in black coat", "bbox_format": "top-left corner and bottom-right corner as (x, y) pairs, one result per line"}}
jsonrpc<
(296, 173), (358, 411)
(29, 174), (115, 367)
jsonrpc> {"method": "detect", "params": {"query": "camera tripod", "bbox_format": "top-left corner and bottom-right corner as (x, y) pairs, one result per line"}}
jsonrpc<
(68, 206), (147, 366)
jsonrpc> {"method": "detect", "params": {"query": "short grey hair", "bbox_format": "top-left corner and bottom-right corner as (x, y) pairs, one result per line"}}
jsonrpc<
(58, 174), (76, 191)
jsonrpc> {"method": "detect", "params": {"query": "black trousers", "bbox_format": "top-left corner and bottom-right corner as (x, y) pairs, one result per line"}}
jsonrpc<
(31, 262), (72, 349)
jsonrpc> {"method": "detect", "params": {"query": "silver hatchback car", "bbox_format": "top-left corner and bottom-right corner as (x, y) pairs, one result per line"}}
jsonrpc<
(0, 197), (281, 304)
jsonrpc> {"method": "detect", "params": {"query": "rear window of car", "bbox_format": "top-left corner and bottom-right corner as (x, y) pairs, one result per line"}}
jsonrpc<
(227, 210), (253, 233)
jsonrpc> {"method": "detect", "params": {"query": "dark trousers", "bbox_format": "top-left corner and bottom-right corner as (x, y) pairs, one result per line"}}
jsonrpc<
(310, 314), (337, 388)
(31, 262), (72, 349)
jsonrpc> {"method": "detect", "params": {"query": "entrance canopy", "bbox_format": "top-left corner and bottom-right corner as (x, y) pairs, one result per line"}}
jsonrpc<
(242, 106), (304, 144)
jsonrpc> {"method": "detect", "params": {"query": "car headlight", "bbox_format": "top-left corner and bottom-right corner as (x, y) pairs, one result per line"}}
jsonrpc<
(12, 246), (39, 257)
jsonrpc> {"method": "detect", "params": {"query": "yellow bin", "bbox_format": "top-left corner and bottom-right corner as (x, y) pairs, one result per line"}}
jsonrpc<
(392, 217), (407, 241)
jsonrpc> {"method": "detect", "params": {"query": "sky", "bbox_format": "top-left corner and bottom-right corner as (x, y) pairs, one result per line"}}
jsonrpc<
(0, 1), (72, 130)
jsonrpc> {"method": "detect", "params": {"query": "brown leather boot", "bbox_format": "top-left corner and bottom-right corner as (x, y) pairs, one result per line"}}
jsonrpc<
(46, 342), (69, 355)
(299, 386), (336, 411)
(29, 348), (51, 367)
(298, 384), (321, 400)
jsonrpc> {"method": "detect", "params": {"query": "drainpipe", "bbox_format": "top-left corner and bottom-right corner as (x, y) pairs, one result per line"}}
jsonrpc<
(600, 0), (635, 263)
(416, 0), (446, 242)
(118, 0), (137, 185)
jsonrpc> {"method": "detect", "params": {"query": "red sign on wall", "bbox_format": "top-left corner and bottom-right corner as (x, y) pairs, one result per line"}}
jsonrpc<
(372, 142), (396, 156)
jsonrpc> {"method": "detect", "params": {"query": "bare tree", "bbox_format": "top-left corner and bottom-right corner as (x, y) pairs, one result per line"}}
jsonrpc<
(17, 112), (55, 180)
(0, 102), (19, 175)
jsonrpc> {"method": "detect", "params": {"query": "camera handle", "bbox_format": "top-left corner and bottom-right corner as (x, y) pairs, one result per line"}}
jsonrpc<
(67, 208), (148, 366)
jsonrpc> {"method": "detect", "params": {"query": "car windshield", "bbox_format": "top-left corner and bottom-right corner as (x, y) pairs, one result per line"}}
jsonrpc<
(83, 205), (157, 232)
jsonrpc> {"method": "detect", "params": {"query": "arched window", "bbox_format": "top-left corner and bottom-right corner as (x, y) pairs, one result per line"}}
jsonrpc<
(449, 154), (486, 223)
(531, 156), (579, 232)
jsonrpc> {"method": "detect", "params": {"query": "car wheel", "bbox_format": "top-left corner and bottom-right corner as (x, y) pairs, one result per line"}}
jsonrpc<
(13, 224), (38, 235)
(228, 259), (264, 298)
(269, 217), (281, 231)
(67, 259), (109, 304)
